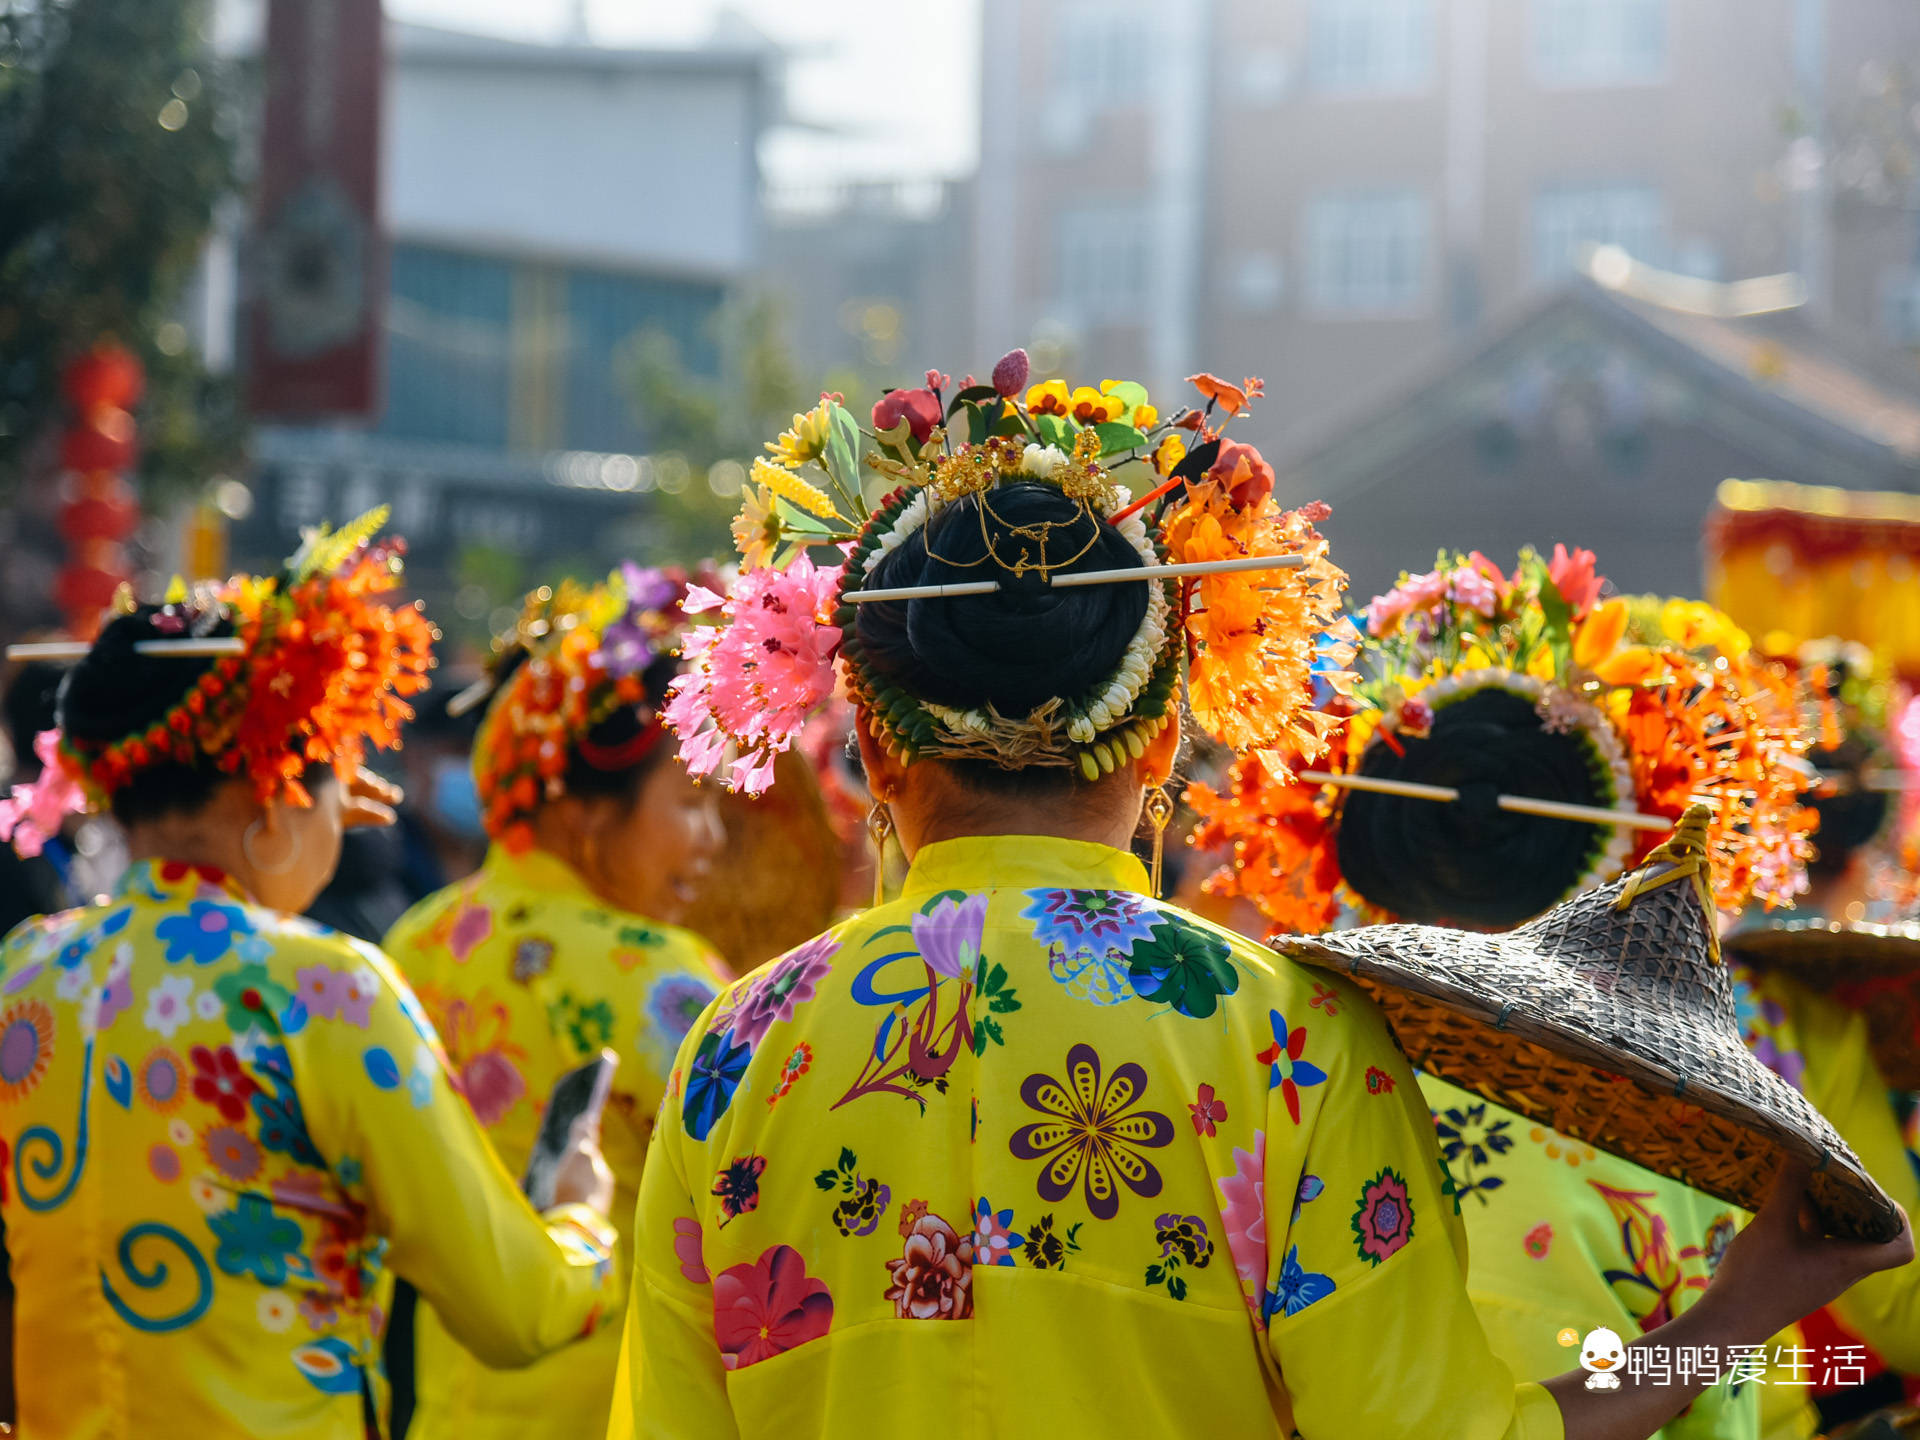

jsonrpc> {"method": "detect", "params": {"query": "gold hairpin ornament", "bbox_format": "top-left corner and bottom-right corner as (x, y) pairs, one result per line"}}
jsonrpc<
(841, 551), (1309, 605)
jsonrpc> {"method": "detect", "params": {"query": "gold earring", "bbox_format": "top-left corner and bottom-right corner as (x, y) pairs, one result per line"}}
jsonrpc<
(1145, 783), (1174, 900)
(867, 794), (896, 909)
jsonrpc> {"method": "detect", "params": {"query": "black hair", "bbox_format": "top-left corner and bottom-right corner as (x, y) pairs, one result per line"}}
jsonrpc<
(1807, 734), (1889, 878)
(565, 651), (683, 804)
(56, 607), (236, 826)
(1335, 686), (1610, 929)
(855, 482), (1148, 796)
(3, 662), (63, 774)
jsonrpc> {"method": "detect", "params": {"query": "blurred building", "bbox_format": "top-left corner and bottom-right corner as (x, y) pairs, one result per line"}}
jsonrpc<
(1289, 253), (1920, 600)
(230, 20), (776, 622)
(976, 0), (1920, 450)
(761, 179), (976, 384)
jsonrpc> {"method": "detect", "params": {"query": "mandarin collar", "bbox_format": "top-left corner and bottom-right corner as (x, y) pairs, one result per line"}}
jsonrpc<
(899, 835), (1150, 900)
(481, 842), (597, 903)
(118, 857), (254, 906)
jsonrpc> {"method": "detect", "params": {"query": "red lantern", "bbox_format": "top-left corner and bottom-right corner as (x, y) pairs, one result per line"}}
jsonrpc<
(58, 493), (141, 546)
(60, 405), (137, 474)
(56, 564), (126, 625)
(62, 343), (145, 411)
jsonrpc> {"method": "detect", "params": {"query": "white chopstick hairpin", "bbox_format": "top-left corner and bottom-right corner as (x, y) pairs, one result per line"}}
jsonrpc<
(1297, 768), (1677, 832)
(6, 638), (248, 662)
(841, 551), (1308, 604)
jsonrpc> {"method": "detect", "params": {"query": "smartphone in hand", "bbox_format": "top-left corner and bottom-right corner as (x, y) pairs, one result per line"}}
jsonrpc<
(521, 1048), (619, 1211)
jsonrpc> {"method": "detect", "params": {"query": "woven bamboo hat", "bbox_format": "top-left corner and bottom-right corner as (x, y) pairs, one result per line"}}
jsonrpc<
(1276, 804), (1903, 1242)
(1724, 921), (1920, 1091)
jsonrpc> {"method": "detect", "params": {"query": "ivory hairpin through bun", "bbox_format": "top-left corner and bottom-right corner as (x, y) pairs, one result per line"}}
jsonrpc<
(5, 638), (248, 662)
(841, 550), (1308, 605)
(1297, 768), (1677, 832)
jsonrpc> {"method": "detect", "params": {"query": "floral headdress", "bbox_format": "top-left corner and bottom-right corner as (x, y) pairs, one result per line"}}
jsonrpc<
(1191, 544), (1819, 933)
(0, 509), (434, 853)
(1761, 638), (1920, 916)
(471, 563), (691, 852)
(666, 352), (1357, 795)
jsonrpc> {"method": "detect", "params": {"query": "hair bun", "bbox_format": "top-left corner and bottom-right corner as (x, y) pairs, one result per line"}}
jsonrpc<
(857, 482), (1147, 717)
(1336, 686), (1609, 928)
(58, 608), (234, 749)
(1806, 735), (1889, 876)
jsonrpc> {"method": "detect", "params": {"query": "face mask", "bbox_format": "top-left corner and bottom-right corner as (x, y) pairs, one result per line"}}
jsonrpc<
(430, 757), (485, 840)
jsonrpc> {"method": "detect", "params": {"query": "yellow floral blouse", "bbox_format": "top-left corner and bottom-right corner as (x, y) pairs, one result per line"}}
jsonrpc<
(1419, 1076), (1755, 1440)
(610, 836), (1565, 1440)
(0, 859), (619, 1440)
(1728, 962), (1920, 1440)
(384, 844), (723, 1440)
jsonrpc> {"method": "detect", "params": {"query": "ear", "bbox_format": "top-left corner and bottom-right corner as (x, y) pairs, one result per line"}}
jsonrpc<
(255, 792), (291, 837)
(855, 709), (907, 798)
(1135, 711), (1183, 789)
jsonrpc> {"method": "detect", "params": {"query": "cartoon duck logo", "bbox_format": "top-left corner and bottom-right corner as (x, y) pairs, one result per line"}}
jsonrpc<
(1580, 1327), (1626, 1391)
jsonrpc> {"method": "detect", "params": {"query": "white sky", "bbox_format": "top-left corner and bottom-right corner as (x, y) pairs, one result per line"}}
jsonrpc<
(386, 0), (983, 189)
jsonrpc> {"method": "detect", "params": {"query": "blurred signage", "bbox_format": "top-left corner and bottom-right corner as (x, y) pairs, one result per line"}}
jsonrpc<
(236, 432), (661, 596)
(1707, 479), (1920, 680)
(246, 0), (385, 420)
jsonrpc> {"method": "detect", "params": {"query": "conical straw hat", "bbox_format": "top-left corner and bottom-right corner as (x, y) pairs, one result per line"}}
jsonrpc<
(1275, 805), (1903, 1241)
(1724, 920), (1920, 1091)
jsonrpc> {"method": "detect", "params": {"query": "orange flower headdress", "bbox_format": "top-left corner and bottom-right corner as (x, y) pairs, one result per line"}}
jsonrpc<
(20, 509), (434, 816)
(667, 355), (1357, 794)
(470, 564), (693, 852)
(1192, 548), (1819, 934)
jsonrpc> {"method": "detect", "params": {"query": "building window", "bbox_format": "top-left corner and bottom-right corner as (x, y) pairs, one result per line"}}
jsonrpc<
(1303, 190), (1429, 314)
(1532, 183), (1665, 281)
(380, 244), (514, 450)
(1056, 203), (1153, 325)
(1054, 1), (1152, 112)
(1533, 0), (1666, 86)
(1880, 267), (1920, 347)
(564, 267), (724, 455)
(1307, 0), (1435, 95)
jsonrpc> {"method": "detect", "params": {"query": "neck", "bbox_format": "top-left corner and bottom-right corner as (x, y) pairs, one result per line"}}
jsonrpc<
(526, 806), (595, 884)
(892, 778), (1144, 860)
(124, 817), (252, 893)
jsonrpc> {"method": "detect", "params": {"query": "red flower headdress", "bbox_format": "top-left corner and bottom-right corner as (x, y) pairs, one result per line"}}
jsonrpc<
(470, 564), (695, 852)
(49, 508), (436, 812)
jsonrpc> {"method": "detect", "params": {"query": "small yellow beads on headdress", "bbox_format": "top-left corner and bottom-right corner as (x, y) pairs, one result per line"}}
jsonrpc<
(1057, 428), (1117, 506)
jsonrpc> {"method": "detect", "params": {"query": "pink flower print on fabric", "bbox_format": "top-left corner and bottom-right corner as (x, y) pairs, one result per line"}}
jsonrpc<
(909, 893), (989, 980)
(95, 949), (134, 1031)
(448, 901), (492, 962)
(296, 965), (378, 1028)
(672, 1216), (710, 1285)
(728, 934), (838, 1049)
(1215, 1131), (1267, 1300)
(461, 1051), (526, 1128)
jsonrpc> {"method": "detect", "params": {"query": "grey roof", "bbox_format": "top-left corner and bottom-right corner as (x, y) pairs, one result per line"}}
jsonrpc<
(1280, 274), (1920, 504)
(390, 20), (773, 77)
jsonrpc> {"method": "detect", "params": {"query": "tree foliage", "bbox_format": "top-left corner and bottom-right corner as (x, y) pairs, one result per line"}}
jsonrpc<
(0, 0), (243, 495)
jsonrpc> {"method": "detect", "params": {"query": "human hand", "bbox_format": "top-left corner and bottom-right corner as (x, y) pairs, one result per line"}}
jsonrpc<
(549, 1116), (617, 1218)
(1699, 1159), (1912, 1341)
(341, 766), (404, 830)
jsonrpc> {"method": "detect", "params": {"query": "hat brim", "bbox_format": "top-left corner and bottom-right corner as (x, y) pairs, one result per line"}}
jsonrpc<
(1276, 875), (1903, 1242)
(1724, 922), (1920, 1091)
